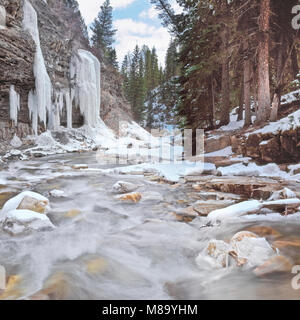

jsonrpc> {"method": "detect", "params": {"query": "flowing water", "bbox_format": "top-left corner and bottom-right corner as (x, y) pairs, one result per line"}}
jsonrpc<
(0, 152), (299, 300)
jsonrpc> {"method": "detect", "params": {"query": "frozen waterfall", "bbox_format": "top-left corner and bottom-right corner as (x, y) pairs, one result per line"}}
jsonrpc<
(71, 50), (101, 128)
(9, 85), (20, 125)
(23, 0), (52, 134)
(22, 1), (101, 134)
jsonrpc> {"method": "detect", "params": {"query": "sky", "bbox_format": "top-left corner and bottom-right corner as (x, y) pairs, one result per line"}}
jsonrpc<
(77, 0), (181, 67)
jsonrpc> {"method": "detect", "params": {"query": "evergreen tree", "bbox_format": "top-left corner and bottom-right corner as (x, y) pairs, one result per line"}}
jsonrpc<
(108, 48), (118, 69)
(91, 0), (117, 53)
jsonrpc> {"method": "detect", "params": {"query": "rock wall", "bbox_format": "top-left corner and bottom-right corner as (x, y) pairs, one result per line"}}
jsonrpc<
(231, 129), (300, 164)
(0, 0), (132, 142)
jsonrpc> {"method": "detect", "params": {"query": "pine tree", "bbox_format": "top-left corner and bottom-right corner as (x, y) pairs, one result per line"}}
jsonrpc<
(108, 48), (118, 69)
(91, 0), (117, 53)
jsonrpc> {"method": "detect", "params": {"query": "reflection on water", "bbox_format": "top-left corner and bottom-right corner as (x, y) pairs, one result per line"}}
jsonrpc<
(0, 152), (299, 300)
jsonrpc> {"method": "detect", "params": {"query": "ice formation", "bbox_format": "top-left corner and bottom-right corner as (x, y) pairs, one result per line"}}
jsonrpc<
(9, 85), (20, 125)
(22, 1), (101, 134)
(0, 5), (6, 28)
(23, 0), (52, 134)
(71, 49), (101, 128)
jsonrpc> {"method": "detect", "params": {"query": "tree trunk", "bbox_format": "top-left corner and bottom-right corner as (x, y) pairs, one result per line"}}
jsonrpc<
(291, 45), (299, 79)
(237, 84), (244, 121)
(220, 29), (230, 126)
(257, 0), (271, 124)
(211, 76), (216, 127)
(243, 41), (252, 127)
(270, 34), (285, 122)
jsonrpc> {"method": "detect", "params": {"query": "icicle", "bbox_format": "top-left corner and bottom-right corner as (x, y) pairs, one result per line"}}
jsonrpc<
(9, 85), (20, 126)
(0, 5), (6, 29)
(64, 90), (73, 129)
(71, 50), (101, 128)
(23, 0), (52, 134)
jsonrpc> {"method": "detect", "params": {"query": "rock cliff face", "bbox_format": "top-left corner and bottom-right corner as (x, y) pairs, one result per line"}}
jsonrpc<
(231, 129), (300, 164)
(0, 0), (131, 143)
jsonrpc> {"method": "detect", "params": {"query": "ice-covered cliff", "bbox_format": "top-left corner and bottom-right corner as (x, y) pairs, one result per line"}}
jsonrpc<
(0, 0), (131, 144)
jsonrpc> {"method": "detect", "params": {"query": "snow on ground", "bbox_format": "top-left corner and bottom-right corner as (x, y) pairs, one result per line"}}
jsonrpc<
(250, 108), (300, 135)
(208, 198), (300, 222)
(205, 146), (233, 157)
(219, 162), (289, 179)
(216, 107), (256, 132)
(281, 89), (300, 105)
(102, 161), (212, 183)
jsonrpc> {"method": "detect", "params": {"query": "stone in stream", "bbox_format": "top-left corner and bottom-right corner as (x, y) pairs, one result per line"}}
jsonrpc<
(245, 226), (281, 240)
(0, 275), (22, 300)
(86, 258), (108, 275)
(49, 190), (66, 198)
(272, 239), (300, 250)
(196, 240), (230, 269)
(64, 209), (81, 219)
(117, 192), (142, 203)
(268, 188), (297, 201)
(71, 164), (88, 170)
(254, 256), (293, 277)
(1, 191), (50, 215)
(228, 231), (275, 268)
(198, 231), (276, 270)
(39, 272), (70, 300)
(193, 200), (235, 217)
(1, 210), (55, 236)
(112, 181), (139, 194)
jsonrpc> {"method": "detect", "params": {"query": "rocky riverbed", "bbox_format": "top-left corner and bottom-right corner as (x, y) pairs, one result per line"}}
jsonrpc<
(0, 151), (299, 300)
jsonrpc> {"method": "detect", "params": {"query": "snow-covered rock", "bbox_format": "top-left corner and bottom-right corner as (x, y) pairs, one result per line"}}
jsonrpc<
(49, 190), (66, 198)
(10, 135), (22, 148)
(208, 200), (262, 222)
(229, 232), (275, 268)
(197, 232), (276, 271)
(268, 188), (297, 201)
(1, 191), (50, 215)
(1, 209), (55, 235)
(196, 240), (230, 269)
(112, 181), (139, 194)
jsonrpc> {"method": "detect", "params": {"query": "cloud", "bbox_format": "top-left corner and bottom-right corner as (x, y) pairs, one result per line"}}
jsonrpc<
(139, 2), (183, 20)
(139, 6), (159, 20)
(114, 19), (171, 67)
(77, 0), (136, 25)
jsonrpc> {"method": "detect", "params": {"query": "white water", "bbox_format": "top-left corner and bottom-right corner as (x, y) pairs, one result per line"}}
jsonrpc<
(9, 85), (20, 125)
(0, 152), (299, 300)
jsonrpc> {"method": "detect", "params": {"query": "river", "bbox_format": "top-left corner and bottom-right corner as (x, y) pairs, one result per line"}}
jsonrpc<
(0, 151), (299, 300)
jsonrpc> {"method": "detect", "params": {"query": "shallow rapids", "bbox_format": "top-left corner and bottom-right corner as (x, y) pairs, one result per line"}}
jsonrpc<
(0, 152), (299, 300)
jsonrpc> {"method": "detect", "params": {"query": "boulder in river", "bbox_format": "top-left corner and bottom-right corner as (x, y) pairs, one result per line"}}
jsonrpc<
(112, 181), (139, 194)
(1, 191), (50, 215)
(1, 210), (55, 236)
(228, 231), (275, 268)
(198, 231), (277, 270)
(117, 192), (142, 203)
(254, 256), (293, 277)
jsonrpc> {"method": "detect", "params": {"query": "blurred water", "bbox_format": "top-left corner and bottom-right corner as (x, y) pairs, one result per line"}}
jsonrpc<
(0, 152), (299, 300)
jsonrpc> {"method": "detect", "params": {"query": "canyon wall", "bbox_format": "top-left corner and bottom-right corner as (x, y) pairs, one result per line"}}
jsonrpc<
(0, 0), (132, 143)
